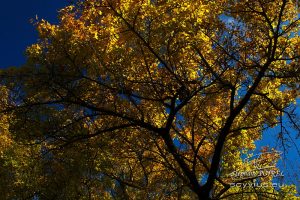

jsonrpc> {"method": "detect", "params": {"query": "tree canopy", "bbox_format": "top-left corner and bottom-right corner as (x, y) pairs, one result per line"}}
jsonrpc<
(1, 0), (300, 199)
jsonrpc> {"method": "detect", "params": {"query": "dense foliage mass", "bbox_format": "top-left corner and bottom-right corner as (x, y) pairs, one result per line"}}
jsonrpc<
(0, 0), (300, 199)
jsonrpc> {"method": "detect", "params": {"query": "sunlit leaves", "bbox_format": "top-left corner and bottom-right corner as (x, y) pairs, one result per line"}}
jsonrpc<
(2, 0), (300, 199)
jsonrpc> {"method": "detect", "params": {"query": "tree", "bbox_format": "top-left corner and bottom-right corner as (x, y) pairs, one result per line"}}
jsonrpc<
(1, 0), (300, 199)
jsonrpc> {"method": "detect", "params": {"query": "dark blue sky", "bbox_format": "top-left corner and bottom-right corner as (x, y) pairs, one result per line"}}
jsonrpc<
(0, 0), (68, 68)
